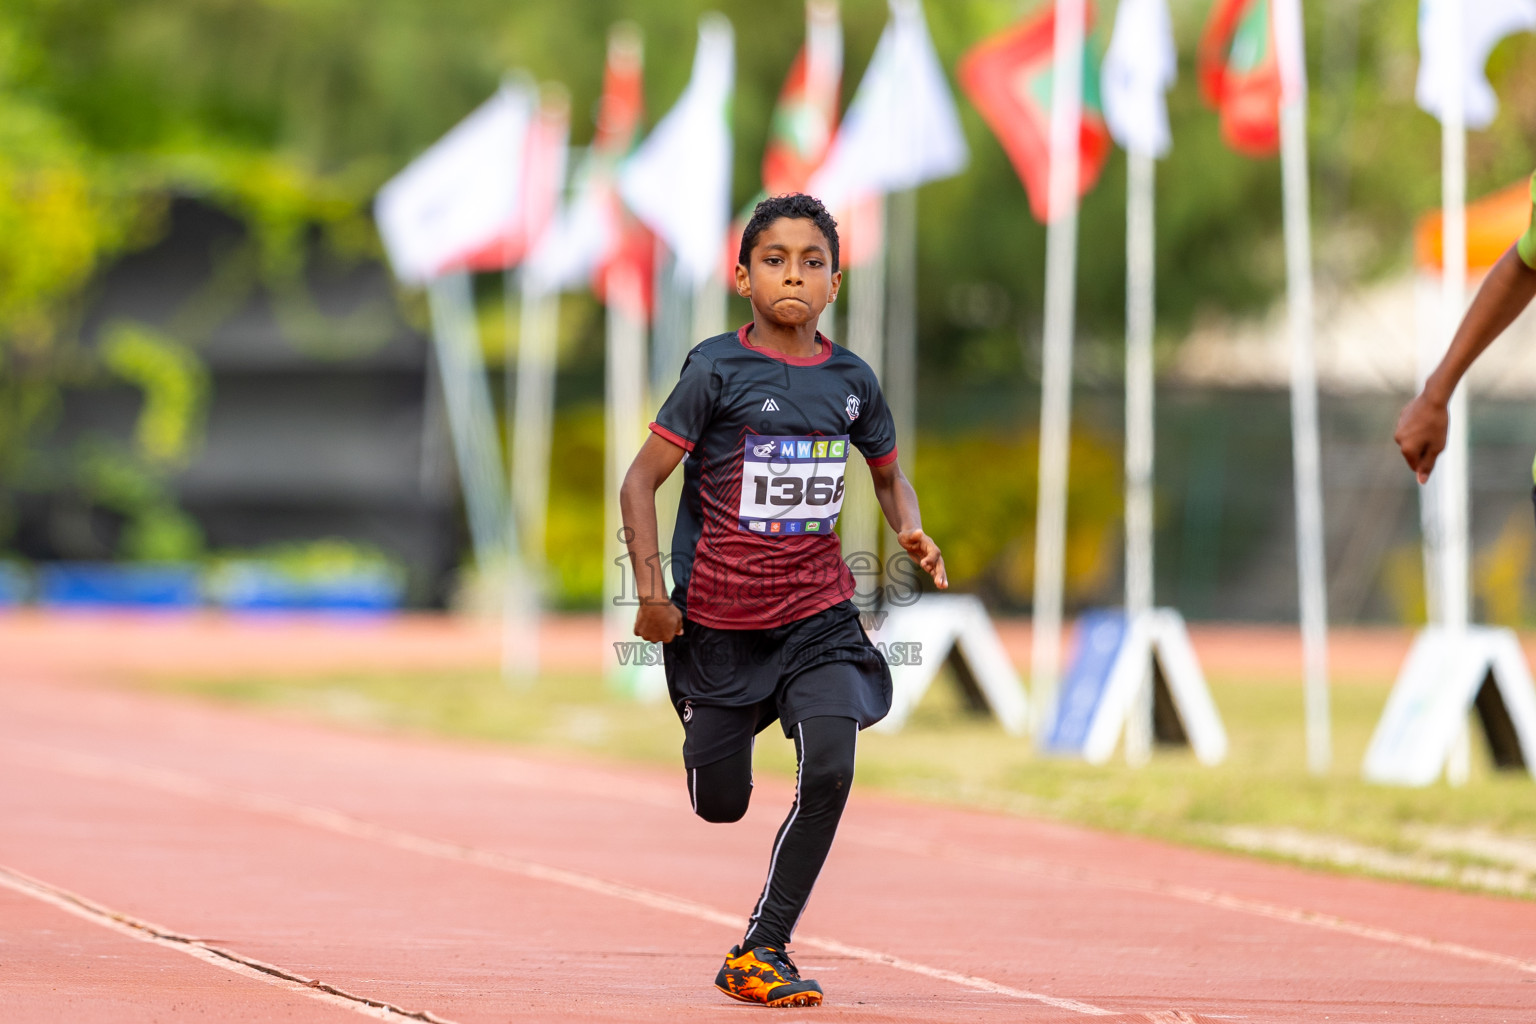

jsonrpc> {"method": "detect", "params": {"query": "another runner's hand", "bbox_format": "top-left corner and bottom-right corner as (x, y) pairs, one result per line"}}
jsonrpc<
(634, 599), (684, 644)
(1394, 391), (1449, 484)
(898, 529), (948, 590)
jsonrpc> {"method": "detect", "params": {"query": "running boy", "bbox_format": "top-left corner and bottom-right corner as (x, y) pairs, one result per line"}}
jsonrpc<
(1396, 175), (1536, 483)
(620, 193), (947, 1008)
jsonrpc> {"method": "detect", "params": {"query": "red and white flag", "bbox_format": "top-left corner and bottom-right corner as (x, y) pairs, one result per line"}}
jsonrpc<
(375, 85), (534, 284)
(457, 87), (569, 274)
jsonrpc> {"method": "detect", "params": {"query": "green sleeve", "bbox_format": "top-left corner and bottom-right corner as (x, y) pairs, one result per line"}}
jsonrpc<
(1519, 173), (1536, 270)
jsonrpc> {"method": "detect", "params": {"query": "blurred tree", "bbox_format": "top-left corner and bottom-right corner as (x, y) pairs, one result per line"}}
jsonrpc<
(11, 0), (1536, 371)
(5, 0), (1536, 605)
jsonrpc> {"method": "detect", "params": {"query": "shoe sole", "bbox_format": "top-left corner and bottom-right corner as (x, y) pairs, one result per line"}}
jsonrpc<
(715, 983), (823, 1008)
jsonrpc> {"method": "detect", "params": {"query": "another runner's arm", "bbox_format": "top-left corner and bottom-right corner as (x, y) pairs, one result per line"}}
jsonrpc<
(621, 434), (687, 642)
(1395, 237), (1536, 483)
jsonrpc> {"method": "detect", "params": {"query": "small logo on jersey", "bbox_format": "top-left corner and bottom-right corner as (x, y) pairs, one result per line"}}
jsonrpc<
(806, 521), (821, 532)
(830, 440), (846, 458)
(846, 394), (861, 421)
(796, 440), (812, 458)
(753, 441), (776, 457)
(748, 520), (767, 532)
(683, 700), (694, 723)
(769, 521), (782, 533)
(787, 521), (803, 533)
(761, 398), (780, 412)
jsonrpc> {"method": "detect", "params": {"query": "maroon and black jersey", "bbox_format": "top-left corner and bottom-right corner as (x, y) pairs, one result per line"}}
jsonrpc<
(649, 324), (898, 630)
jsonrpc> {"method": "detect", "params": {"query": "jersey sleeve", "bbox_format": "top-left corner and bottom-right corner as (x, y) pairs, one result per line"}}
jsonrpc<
(1518, 173), (1536, 271)
(850, 377), (898, 468)
(649, 350), (719, 452)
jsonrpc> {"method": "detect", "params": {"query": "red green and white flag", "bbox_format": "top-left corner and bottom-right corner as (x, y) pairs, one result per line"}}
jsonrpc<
(727, 1), (843, 277)
(1198, 0), (1281, 157)
(763, 1), (842, 197)
(957, 2), (1111, 224)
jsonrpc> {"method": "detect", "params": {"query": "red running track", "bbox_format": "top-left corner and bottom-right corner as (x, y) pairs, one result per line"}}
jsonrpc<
(1, 674), (1533, 1023)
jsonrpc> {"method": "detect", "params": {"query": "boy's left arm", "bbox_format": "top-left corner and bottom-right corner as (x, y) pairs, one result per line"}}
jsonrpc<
(869, 460), (948, 589)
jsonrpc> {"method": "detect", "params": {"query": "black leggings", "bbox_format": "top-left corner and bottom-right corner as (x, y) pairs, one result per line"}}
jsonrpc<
(686, 715), (858, 952)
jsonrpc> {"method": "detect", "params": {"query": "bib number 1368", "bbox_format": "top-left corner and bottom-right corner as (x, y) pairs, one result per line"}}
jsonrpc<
(752, 475), (845, 507)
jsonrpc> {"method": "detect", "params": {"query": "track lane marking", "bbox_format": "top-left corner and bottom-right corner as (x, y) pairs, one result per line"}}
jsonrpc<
(850, 829), (1536, 977)
(0, 863), (458, 1023)
(8, 742), (1120, 1018)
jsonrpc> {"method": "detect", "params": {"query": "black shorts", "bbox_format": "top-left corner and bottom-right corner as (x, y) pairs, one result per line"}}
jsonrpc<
(663, 599), (893, 768)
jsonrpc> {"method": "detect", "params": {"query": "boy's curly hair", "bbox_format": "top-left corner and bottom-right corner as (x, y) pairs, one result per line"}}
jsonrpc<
(738, 193), (840, 272)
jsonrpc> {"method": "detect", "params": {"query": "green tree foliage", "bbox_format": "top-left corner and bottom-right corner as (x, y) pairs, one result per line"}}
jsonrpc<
(19, 0), (1535, 331)
(6, 0), (1536, 600)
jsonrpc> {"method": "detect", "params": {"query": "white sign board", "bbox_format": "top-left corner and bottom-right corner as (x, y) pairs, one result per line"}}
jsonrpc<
(865, 594), (1029, 735)
(1044, 608), (1227, 766)
(1364, 625), (1536, 786)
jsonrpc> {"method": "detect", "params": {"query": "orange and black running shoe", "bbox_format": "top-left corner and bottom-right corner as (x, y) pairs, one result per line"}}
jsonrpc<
(714, 944), (823, 1007)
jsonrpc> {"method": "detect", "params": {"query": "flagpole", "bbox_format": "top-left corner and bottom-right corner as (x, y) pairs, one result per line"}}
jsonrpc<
(501, 263), (531, 683)
(508, 266), (558, 680)
(843, 193), (887, 582)
(604, 268), (651, 694)
(1031, 0), (1087, 738)
(425, 272), (509, 575)
(1123, 147), (1156, 767)
(1438, 0), (1472, 785)
(1274, 0), (1331, 776)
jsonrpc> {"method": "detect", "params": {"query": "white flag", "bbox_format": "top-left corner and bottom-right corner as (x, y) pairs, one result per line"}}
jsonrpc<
(619, 14), (733, 286)
(809, 0), (968, 210)
(1102, 0), (1177, 158)
(1417, 0), (1536, 129)
(375, 85), (534, 284)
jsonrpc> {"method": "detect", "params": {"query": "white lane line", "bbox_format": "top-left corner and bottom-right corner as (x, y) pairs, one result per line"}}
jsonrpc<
(11, 742), (1120, 1018)
(796, 934), (1114, 1016)
(0, 863), (458, 1023)
(851, 830), (1536, 977)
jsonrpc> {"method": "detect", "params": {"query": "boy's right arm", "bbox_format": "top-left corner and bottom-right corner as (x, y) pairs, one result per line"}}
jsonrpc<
(1395, 242), (1536, 482)
(620, 433), (687, 643)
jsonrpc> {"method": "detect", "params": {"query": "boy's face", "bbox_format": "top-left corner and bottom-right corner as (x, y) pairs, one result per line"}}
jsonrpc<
(735, 217), (842, 329)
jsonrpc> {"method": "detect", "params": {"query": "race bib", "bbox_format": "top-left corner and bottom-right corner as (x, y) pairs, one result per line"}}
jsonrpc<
(737, 434), (849, 536)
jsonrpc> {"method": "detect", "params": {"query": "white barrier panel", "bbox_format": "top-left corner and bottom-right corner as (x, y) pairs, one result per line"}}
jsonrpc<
(1364, 626), (1536, 786)
(1043, 608), (1227, 766)
(866, 594), (1029, 736)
